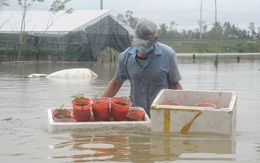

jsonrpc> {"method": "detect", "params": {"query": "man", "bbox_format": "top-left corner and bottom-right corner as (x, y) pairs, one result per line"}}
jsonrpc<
(102, 18), (182, 116)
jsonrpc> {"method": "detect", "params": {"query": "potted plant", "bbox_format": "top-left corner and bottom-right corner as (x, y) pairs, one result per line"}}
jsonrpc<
(52, 104), (76, 122)
(111, 96), (132, 121)
(126, 109), (145, 121)
(71, 93), (93, 122)
(92, 96), (110, 121)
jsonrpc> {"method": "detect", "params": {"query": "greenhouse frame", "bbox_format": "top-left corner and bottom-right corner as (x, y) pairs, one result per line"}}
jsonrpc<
(0, 10), (134, 62)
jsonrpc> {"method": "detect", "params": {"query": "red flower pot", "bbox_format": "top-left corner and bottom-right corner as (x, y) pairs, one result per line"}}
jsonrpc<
(111, 97), (132, 121)
(71, 98), (92, 122)
(92, 97), (110, 121)
(194, 103), (217, 108)
(126, 109), (145, 121)
(52, 108), (76, 122)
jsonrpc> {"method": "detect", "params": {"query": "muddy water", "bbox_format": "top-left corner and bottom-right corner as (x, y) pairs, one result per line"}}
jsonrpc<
(0, 54), (260, 162)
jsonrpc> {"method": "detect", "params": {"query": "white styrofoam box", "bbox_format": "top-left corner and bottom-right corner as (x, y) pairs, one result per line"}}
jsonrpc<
(48, 107), (151, 132)
(150, 89), (237, 135)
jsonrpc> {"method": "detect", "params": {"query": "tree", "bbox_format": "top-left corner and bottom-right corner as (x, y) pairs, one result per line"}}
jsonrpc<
(33, 0), (73, 61)
(223, 22), (232, 39)
(197, 19), (207, 39)
(258, 27), (260, 39)
(17, 0), (44, 61)
(16, 0), (73, 61)
(116, 10), (258, 41)
(117, 10), (138, 29)
(0, 0), (9, 29)
(117, 13), (127, 23)
(248, 22), (256, 38)
(209, 21), (223, 39)
(0, 0), (8, 11)
(49, 0), (73, 14)
(158, 23), (168, 39)
(117, 10), (139, 29)
(230, 24), (241, 39)
(125, 10), (138, 29)
(169, 21), (177, 31)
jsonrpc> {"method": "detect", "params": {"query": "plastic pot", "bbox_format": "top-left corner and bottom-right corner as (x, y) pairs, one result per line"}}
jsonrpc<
(71, 97), (92, 122)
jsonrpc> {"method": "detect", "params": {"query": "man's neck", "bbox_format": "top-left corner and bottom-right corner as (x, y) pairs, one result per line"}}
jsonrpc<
(136, 52), (149, 59)
(136, 49), (153, 59)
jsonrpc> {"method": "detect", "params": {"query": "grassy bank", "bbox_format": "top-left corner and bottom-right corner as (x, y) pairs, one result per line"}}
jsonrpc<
(96, 41), (260, 63)
(162, 41), (260, 53)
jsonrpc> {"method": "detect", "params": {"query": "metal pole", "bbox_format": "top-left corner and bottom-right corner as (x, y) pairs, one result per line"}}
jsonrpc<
(100, 0), (103, 9)
(214, 0), (218, 60)
(199, 0), (202, 39)
(215, 0), (217, 23)
(214, 0), (217, 40)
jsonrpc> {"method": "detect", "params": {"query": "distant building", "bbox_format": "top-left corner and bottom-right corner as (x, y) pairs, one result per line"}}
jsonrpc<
(0, 10), (134, 61)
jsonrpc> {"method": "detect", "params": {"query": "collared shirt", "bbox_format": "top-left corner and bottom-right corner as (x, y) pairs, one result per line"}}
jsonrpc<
(115, 42), (182, 116)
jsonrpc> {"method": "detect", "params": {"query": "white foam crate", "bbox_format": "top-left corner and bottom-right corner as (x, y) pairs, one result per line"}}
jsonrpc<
(48, 107), (151, 132)
(150, 89), (237, 135)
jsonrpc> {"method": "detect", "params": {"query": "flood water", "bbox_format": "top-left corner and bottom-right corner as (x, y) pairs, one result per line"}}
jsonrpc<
(0, 53), (260, 162)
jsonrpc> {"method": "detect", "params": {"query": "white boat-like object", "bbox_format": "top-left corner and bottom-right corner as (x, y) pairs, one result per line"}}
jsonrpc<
(48, 107), (151, 132)
(27, 68), (98, 79)
(46, 68), (98, 79)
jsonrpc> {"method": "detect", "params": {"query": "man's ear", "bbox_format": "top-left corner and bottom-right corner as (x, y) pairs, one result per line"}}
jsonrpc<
(153, 36), (158, 45)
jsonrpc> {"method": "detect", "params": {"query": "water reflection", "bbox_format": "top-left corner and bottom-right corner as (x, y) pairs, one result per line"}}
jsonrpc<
(48, 133), (236, 162)
(150, 136), (236, 161)
(49, 134), (130, 162)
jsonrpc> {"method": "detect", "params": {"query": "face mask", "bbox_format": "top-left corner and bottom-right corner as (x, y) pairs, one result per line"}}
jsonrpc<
(137, 46), (154, 54)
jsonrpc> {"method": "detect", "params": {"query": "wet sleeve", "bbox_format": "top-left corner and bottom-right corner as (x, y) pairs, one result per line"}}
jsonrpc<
(168, 50), (182, 83)
(115, 53), (128, 82)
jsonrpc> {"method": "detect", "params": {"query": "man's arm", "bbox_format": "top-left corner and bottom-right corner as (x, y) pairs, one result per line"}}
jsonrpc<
(170, 81), (183, 90)
(102, 76), (124, 97)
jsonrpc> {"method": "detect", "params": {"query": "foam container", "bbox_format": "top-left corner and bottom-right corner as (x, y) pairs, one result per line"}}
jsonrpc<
(150, 89), (237, 135)
(48, 107), (151, 132)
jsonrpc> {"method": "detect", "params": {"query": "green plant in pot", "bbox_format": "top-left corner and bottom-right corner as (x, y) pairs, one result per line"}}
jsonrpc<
(71, 93), (93, 122)
(92, 96), (110, 121)
(52, 104), (75, 122)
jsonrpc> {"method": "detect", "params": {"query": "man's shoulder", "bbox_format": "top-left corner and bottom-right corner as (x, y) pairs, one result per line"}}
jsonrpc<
(119, 46), (135, 62)
(122, 45), (136, 54)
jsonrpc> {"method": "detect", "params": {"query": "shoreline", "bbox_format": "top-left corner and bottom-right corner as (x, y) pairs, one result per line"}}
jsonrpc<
(1, 52), (260, 64)
(177, 52), (260, 56)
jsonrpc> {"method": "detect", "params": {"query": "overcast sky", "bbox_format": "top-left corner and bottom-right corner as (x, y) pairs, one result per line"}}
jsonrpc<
(5, 0), (260, 31)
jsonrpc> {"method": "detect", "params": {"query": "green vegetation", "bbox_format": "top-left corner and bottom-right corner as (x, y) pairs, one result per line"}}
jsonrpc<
(162, 40), (260, 53)
(119, 10), (260, 54)
(96, 41), (260, 63)
(57, 104), (65, 112)
(71, 93), (84, 103)
(1, 8), (260, 62)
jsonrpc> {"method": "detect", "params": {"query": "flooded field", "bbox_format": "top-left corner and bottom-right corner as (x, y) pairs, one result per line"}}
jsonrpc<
(0, 53), (260, 162)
